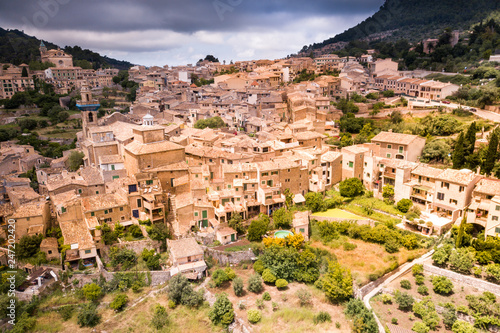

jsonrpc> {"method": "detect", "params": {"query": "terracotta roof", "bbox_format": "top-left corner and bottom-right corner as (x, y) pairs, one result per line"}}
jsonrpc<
(168, 237), (203, 259)
(295, 131), (326, 141)
(474, 178), (500, 196)
(386, 323), (415, 333)
(217, 227), (237, 237)
(12, 201), (47, 218)
(40, 237), (58, 249)
(124, 139), (183, 155)
(437, 169), (478, 185)
(371, 131), (423, 145)
(60, 220), (95, 250)
(98, 154), (123, 164)
(81, 193), (128, 212)
(411, 165), (443, 178)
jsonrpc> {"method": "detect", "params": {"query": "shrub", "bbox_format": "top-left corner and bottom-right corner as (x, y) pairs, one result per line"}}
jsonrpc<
(212, 269), (229, 287)
(58, 305), (74, 321)
(412, 264), (424, 277)
(224, 267), (236, 280)
(384, 238), (400, 253)
(432, 276), (454, 295)
(256, 298), (265, 309)
(485, 263), (500, 283)
(313, 311), (332, 324)
(262, 268), (277, 284)
(233, 277), (244, 297)
(247, 309), (262, 324)
(131, 281), (142, 293)
(397, 199), (413, 213)
(449, 248), (475, 274)
(275, 279), (288, 289)
(344, 299), (378, 333)
(253, 260), (265, 274)
(472, 266), (483, 278)
(77, 303), (101, 328)
(168, 300), (176, 309)
(339, 178), (364, 197)
(296, 288), (312, 307)
(417, 285), (429, 295)
(272, 301), (279, 311)
(381, 294), (392, 304)
(320, 261), (353, 303)
(109, 294), (128, 312)
(150, 304), (168, 330)
(208, 293), (235, 327)
(392, 318), (398, 325)
(415, 275), (425, 285)
(442, 304), (457, 329)
(167, 274), (204, 308)
(343, 242), (357, 251)
(395, 291), (414, 311)
(262, 292), (271, 301)
(82, 283), (102, 302)
(247, 274), (263, 293)
(400, 279), (411, 290)
(451, 320), (477, 333)
(412, 322), (430, 333)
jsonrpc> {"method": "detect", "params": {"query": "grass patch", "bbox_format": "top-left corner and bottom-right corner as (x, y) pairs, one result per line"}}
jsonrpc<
(259, 306), (320, 333)
(343, 204), (401, 225)
(350, 197), (401, 216)
(312, 208), (364, 220)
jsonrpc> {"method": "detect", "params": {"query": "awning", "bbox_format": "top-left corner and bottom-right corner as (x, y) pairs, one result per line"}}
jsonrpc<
(293, 193), (306, 203)
(469, 201), (480, 210)
(479, 201), (490, 211)
(413, 185), (431, 192)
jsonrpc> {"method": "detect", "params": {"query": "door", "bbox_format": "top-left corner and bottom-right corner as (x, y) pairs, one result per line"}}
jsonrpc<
(231, 234), (235, 242)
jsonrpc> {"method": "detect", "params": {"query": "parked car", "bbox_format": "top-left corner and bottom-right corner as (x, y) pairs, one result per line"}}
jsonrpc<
(442, 100), (451, 104)
(470, 108), (477, 112)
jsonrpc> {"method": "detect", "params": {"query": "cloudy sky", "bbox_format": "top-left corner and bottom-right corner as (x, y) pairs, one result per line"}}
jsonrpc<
(0, 0), (384, 66)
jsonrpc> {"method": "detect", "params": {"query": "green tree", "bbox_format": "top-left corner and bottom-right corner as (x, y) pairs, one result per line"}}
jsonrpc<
(421, 140), (450, 163)
(483, 131), (498, 175)
(272, 207), (293, 229)
(412, 322), (430, 333)
(383, 90), (395, 97)
(167, 274), (204, 307)
(394, 291), (414, 311)
(344, 298), (378, 333)
(262, 268), (277, 284)
(456, 215), (467, 248)
(432, 244), (453, 266)
(382, 185), (395, 204)
(247, 274), (263, 293)
(449, 248), (475, 274)
(150, 304), (168, 330)
(208, 293), (234, 327)
(232, 277), (244, 296)
(228, 213), (244, 234)
(396, 199), (412, 213)
(77, 303), (101, 327)
(465, 122), (477, 156)
(18, 118), (38, 131)
(305, 192), (325, 212)
(453, 132), (466, 169)
(194, 116), (226, 129)
(17, 234), (43, 258)
(320, 261), (353, 303)
(212, 269), (229, 287)
(82, 283), (102, 302)
(21, 66), (28, 77)
(247, 214), (269, 241)
(283, 188), (294, 209)
(339, 178), (364, 197)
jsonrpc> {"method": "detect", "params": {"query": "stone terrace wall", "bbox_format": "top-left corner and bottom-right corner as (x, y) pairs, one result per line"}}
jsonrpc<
(205, 248), (255, 266)
(116, 239), (161, 254)
(423, 264), (500, 295)
(312, 215), (375, 227)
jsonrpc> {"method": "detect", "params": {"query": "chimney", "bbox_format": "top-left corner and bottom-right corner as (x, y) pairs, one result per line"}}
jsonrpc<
(476, 166), (480, 175)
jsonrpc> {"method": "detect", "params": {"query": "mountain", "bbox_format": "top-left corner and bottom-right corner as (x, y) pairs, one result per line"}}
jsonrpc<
(0, 27), (133, 70)
(300, 0), (500, 55)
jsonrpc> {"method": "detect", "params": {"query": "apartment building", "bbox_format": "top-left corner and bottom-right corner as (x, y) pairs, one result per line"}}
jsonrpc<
(371, 132), (426, 162)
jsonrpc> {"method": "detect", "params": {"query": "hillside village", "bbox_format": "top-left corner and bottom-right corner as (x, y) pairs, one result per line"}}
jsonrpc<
(0, 32), (500, 333)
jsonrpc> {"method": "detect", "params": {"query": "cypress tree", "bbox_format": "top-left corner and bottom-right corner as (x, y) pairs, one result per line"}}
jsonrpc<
(456, 214), (466, 248)
(21, 66), (28, 77)
(452, 132), (465, 169)
(465, 122), (477, 155)
(483, 131), (499, 175)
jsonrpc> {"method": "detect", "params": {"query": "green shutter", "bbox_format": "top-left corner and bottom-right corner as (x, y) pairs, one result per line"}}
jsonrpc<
(202, 210), (208, 218)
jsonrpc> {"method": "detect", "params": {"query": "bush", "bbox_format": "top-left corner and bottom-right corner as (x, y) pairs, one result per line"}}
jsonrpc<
(275, 279), (288, 289)
(233, 277), (244, 297)
(208, 293), (234, 327)
(339, 178), (364, 197)
(247, 214), (269, 241)
(110, 294), (128, 312)
(442, 304), (457, 329)
(412, 264), (424, 277)
(262, 292), (271, 301)
(262, 268), (277, 284)
(432, 276), (454, 295)
(247, 309), (262, 324)
(395, 291), (414, 311)
(247, 274), (263, 293)
(296, 288), (312, 307)
(451, 320), (477, 333)
(320, 261), (353, 303)
(77, 303), (101, 328)
(128, 224), (143, 238)
(397, 199), (413, 213)
(400, 279), (411, 289)
(313, 311), (332, 324)
(472, 266), (483, 278)
(344, 299), (378, 333)
(449, 248), (475, 274)
(343, 242), (357, 251)
(224, 267), (236, 280)
(412, 321), (430, 333)
(212, 269), (229, 287)
(384, 238), (400, 253)
(150, 304), (168, 330)
(381, 294), (392, 304)
(485, 263), (500, 283)
(272, 301), (279, 311)
(256, 298), (265, 309)
(167, 274), (204, 308)
(415, 275), (425, 285)
(391, 318), (398, 325)
(58, 305), (75, 321)
(253, 260), (265, 275)
(417, 285), (429, 295)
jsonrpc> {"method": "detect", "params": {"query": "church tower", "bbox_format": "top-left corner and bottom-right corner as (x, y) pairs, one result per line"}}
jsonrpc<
(77, 83), (100, 139)
(39, 41), (47, 55)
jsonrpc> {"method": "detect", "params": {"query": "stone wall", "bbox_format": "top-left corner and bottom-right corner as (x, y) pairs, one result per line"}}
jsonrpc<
(423, 264), (500, 295)
(69, 269), (170, 287)
(205, 248), (255, 266)
(311, 215), (375, 227)
(116, 238), (161, 254)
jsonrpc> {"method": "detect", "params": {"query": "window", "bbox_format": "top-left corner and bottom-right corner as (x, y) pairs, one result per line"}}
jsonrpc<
(262, 172), (268, 177)
(262, 181), (265, 185)
(493, 216), (499, 221)
(437, 192), (445, 200)
(78, 189), (82, 194)
(85, 249), (91, 254)
(120, 207), (123, 211)
(387, 144), (392, 149)
(61, 207), (66, 213)
(496, 205), (500, 211)
(496, 227), (500, 234)
(137, 199), (142, 208)
(399, 146), (403, 154)
(449, 199), (458, 205)
(96, 191), (99, 194)
(348, 161), (353, 168)
(386, 153), (391, 158)
(194, 212), (199, 217)
(104, 210), (108, 214)
(146, 180), (153, 185)
(459, 186), (464, 192)
(91, 212), (95, 217)
(228, 185), (231, 189)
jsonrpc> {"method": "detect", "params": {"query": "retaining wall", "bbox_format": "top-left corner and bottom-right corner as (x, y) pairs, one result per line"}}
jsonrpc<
(204, 247), (255, 266)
